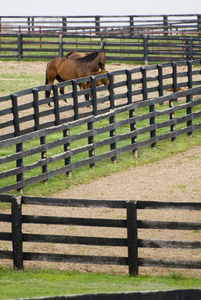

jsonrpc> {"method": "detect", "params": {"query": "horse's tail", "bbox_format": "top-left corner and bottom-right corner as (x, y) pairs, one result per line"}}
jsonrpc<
(45, 68), (50, 99)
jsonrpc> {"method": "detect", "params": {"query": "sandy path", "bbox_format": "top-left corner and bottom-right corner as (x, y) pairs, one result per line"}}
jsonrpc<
(54, 145), (201, 202)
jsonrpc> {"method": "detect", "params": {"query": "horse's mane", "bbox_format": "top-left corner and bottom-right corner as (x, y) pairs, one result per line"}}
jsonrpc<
(65, 51), (76, 58)
(77, 51), (100, 63)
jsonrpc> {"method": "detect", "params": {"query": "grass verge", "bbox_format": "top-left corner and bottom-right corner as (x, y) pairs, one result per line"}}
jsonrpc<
(0, 267), (201, 299)
(5, 129), (201, 197)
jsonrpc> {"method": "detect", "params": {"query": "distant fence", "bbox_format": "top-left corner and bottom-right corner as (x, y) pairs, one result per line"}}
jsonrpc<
(0, 194), (201, 275)
(1, 60), (201, 193)
(1, 33), (201, 63)
(1, 15), (201, 36)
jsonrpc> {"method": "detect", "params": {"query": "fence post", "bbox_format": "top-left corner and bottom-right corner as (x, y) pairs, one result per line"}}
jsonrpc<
(40, 135), (48, 185)
(186, 38), (193, 60)
(141, 67), (147, 100)
(198, 15), (201, 36)
(101, 37), (105, 52)
(72, 80), (79, 120)
(108, 73), (116, 163)
(172, 62), (178, 101)
(63, 128), (72, 177)
(88, 118), (95, 169)
(158, 64), (163, 97)
(62, 17), (67, 33)
(163, 15), (168, 36)
(126, 69), (132, 104)
(95, 16), (100, 34)
(91, 76), (98, 116)
(143, 35), (148, 66)
(17, 33), (22, 61)
(11, 93), (23, 193)
(149, 103), (156, 148)
(129, 108), (138, 158)
(109, 113), (117, 164)
(187, 60), (193, 137)
(129, 16), (134, 36)
(189, 37), (193, 61)
(126, 201), (138, 276)
(59, 34), (63, 57)
(33, 88), (40, 131)
(169, 96), (176, 142)
(52, 84), (60, 125)
(11, 195), (23, 270)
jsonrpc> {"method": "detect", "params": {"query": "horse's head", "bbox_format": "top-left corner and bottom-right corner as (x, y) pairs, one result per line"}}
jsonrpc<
(98, 51), (106, 70)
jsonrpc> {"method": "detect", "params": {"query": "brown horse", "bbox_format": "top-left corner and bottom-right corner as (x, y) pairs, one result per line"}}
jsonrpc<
(45, 51), (106, 105)
(65, 51), (110, 100)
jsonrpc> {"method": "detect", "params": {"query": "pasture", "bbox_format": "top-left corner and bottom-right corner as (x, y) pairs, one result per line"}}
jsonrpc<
(0, 60), (201, 280)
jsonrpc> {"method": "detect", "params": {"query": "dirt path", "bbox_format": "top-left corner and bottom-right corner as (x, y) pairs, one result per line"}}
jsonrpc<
(54, 145), (201, 202)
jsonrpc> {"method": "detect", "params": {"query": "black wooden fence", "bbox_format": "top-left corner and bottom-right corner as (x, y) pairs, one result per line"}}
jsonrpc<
(1, 61), (201, 193)
(0, 194), (201, 275)
(1, 15), (201, 36)
(1, 59), (201, 142)
(1, 33), (201, 63)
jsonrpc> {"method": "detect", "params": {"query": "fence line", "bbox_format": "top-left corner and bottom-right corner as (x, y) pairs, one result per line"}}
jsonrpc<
(0, 84), (201, 193)
(1, 14), (201, 36)
(1, 34), (201, 63)
(1, 59), (201, 142)
(0, 195), (201, 275)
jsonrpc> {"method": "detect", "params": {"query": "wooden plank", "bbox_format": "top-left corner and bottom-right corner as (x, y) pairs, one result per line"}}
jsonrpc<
(0, 250), (13, 260)
(22, 215), (127, 228)
(137, 200), (201, 210)
(21, 196), (126, 208)
(23, 252), (128, 266)
(139, 258), (201, 269)
(138, 239), (201, 249)
(23, 233), (127, 247)
(0, 232), (12, 241)
(88, 119), (95, 169)
(138, 220), (201, 230)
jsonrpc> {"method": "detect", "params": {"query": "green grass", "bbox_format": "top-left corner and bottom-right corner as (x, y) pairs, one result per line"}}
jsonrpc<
(2, 126), (201, 197)
(0, 267), (200, 299)
(0, 71), (45, 96)
(1, 99), (201, 196)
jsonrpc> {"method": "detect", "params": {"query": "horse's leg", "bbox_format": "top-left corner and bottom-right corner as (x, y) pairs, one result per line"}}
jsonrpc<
(56, 76), (68, 105)
(86, 82), (91, 101)
(45, 67), (56, 107)
(59, 86), (67, 104)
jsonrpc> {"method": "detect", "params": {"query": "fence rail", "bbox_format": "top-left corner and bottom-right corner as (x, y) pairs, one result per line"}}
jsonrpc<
(1, 15), (201, 36)
(1, 33), (201, 63)
(0, 195), (201, 275)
